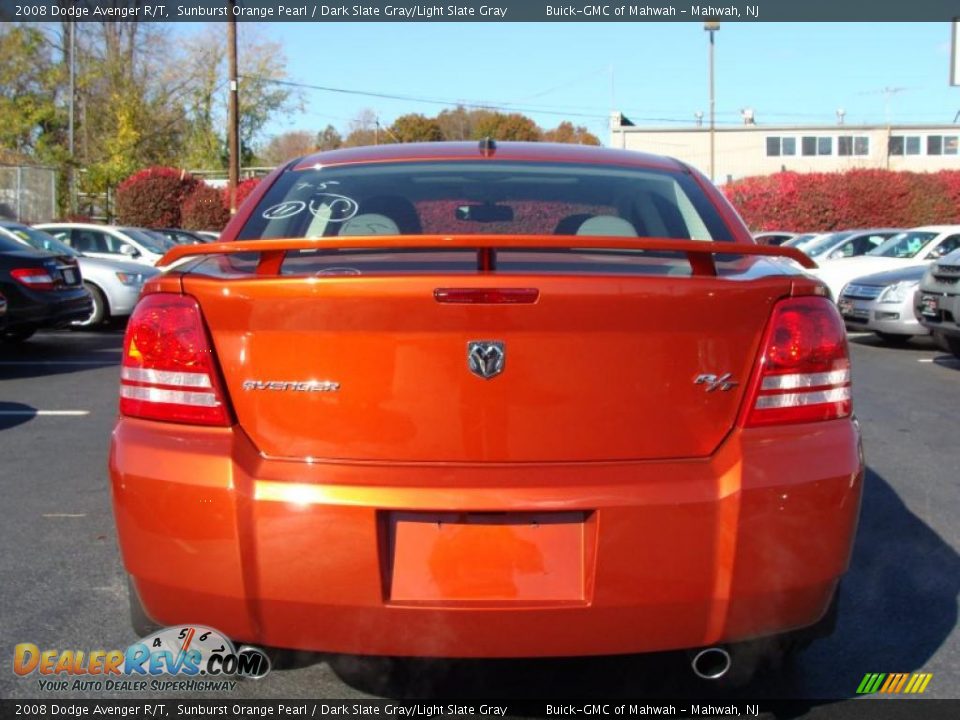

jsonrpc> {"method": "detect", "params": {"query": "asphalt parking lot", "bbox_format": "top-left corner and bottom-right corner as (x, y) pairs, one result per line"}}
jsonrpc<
(1, 328), (957, 709)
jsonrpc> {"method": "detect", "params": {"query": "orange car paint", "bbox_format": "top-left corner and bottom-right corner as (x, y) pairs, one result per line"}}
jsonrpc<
(110, 142), (863, 658)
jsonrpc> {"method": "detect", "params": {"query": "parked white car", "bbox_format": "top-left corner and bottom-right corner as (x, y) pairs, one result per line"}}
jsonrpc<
(0, 222), (159, 327)
(35, 223), (168, 266)
(810, 225), (960, 300)
(800, 228), (903, 262)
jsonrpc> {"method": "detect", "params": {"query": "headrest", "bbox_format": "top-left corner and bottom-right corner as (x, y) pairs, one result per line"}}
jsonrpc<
(575, 216), (637, 237)
(339, 214), (401, 236)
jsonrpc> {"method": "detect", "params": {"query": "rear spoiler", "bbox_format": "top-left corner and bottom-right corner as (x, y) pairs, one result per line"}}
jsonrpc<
(158, 235), (816, 276)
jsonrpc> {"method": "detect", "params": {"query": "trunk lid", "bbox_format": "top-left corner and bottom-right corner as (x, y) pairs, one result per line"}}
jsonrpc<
(185, 267), (792, 463)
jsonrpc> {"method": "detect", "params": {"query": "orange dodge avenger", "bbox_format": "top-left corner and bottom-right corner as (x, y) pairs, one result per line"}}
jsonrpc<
(109, 142), (863, 684)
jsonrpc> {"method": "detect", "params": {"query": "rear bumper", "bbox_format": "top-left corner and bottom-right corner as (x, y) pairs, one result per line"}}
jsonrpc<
(3, 287), (92, 330)
(109, 419), (863, 658)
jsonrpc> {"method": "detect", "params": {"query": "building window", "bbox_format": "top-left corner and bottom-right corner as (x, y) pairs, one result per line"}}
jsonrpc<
(926, 135), (959, 155)
(800, 136), (833, 156)
(838, 136), (869, 156)
(765, 137), (797, 157)
(889, 135), (922, 156)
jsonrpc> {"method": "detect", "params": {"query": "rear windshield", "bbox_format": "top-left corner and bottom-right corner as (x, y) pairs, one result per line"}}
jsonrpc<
(237, 161), (733, 243)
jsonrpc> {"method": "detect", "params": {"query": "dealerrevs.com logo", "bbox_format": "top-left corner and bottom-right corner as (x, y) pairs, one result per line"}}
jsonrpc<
(13, 626), (271, 692)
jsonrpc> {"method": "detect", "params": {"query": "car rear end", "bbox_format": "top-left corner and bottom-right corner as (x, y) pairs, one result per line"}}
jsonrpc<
(0, 238), (92, 338)
(109, 144), (863, 671)
(917, 249), (960, 355)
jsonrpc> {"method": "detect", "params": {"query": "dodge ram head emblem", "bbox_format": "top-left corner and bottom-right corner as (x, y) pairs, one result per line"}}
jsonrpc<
(467, 341), (505, 379)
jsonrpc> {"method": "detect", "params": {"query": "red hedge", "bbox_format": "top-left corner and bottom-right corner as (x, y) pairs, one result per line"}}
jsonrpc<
(723, 169), (960, 231)
(224, 177), (263, 212)
(115, 167), (199, 228)
(181, 184), (231, 231)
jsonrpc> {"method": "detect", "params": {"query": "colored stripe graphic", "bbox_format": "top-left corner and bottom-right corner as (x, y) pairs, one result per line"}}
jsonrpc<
(857, 672), (932, 694)
(857, 673), (885, 694)
(905, 673), (933, 694)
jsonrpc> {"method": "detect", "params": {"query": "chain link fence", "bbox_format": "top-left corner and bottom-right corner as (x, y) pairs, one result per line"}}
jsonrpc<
(0, 165), (57, 224)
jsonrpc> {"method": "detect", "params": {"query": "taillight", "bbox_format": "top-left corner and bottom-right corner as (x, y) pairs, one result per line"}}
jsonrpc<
(119, 294), (230, 426)
(744, 296), (851, 427)
(11, 268), (56, 291)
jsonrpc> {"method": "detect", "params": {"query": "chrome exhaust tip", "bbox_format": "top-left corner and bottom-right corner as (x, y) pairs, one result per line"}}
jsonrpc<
(691, 647), (732, 680)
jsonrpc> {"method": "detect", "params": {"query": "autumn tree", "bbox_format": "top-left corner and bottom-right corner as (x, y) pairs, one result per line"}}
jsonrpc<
(390, 114), (444, 143)
(472, 112), (542, 141)
(233, 27), (302, 158)
(177, 25), (300, 169)
(0, 25), (65, 160)
(435, 106), (476, 141)
(316, 124), (343, 151)
(343, 109), (385, 147)
(260, 131), (316, 165)
(543, 121), (601, 146)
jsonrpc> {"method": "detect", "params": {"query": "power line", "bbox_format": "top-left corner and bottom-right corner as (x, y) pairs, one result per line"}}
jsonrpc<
(239, 75), (611, 121)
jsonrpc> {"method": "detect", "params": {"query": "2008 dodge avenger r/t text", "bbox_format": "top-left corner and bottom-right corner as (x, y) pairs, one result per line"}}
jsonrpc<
(109, 141), (863, 685)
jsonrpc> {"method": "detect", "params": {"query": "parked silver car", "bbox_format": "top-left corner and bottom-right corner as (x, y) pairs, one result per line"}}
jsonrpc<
(0, 222), (159, 327)
(838, 265), (930, 345)
(916, 247), (960, 358)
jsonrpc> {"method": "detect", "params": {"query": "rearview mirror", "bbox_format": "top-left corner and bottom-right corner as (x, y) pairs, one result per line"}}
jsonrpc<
(456, 203), (514, 223)
(120, 245), (139, 257)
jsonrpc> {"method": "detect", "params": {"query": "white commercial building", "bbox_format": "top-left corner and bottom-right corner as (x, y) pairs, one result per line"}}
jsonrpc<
(609, 112), (960, 183)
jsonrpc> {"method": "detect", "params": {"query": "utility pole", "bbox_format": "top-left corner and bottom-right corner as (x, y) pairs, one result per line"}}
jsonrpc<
(704, 22), (720, 183)
(227, 1), (239, 214)
(68, 22), (76, 215)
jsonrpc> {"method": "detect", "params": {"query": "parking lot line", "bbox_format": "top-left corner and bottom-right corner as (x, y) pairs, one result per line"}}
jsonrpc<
(42, 513), (87, 518)
(0, 410), (90, 416)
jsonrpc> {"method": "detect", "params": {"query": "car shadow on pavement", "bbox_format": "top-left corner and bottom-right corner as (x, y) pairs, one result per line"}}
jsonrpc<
(0, 401), (37, 431)
(0, 329), (121, 379)
(932, 355), (960, 370)
(326, 467), (958, 710)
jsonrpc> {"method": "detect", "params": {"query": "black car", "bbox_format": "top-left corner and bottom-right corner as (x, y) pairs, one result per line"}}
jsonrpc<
(0, 232), (92, 342)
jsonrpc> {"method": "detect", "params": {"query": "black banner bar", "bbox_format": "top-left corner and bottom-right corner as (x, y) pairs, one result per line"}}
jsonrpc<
(2, 700), (960, 720)
(2, 1), (960, 23)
